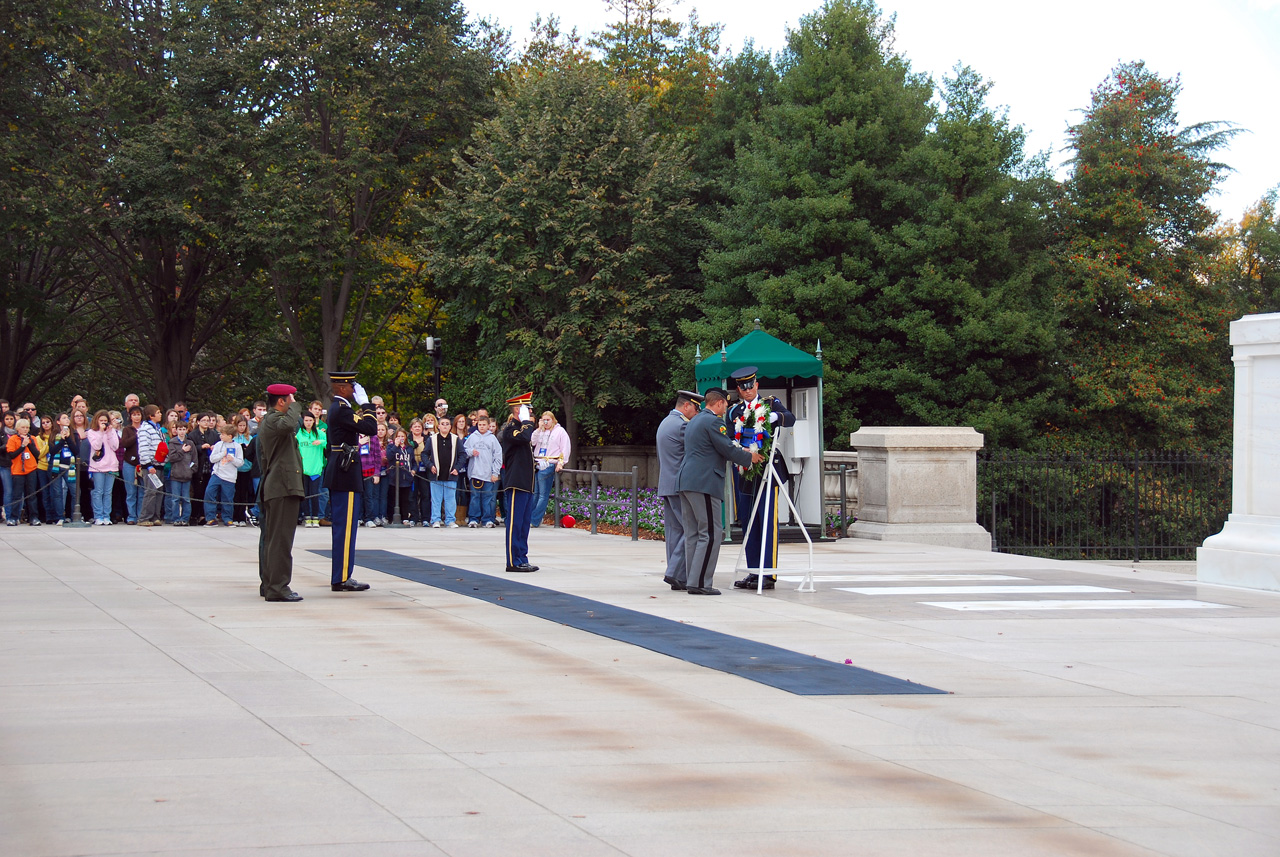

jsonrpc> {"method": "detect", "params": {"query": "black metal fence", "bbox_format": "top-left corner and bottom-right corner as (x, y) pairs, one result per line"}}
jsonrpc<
(978, 450), (1232, 561)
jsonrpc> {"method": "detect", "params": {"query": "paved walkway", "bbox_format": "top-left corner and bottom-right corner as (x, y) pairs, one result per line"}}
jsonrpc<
(2, 523), (1278, 856)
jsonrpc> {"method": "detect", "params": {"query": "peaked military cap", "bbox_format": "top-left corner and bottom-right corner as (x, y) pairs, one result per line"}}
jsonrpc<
(729, 366), (759, 386)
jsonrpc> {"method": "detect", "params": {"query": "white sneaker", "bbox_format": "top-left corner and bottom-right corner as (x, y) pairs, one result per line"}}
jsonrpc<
(431, 521), (441, 528)
(484, 522), (496, 529)
(364, 520), (376, 528)
(467, 521), (478, 528)
(447, 522), (459, 528)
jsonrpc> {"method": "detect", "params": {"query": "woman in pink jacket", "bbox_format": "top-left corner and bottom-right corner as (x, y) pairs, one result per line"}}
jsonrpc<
(86, 409), (121, 525)
(529, 412), (571, 527)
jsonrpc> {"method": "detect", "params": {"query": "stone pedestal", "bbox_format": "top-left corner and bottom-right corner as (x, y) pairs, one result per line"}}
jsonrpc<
(1199, 313), (1280, 591)
(847, 427), (991, 551)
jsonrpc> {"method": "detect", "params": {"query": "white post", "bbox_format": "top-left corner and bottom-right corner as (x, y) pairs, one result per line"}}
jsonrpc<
(1198, 313), (1280, 591)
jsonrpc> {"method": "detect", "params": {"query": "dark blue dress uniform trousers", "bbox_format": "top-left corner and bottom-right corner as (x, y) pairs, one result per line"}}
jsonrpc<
(330, 491), (363, 585)
(505, 488), (533, 567)
(736, 477), (780, 569)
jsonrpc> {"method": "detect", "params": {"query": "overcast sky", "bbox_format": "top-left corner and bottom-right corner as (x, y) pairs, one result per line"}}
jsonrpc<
(463, 0), (1280, 224)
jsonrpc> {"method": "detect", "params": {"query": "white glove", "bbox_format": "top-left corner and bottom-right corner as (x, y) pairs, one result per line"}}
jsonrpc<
(351, 382), (370, 406)
(768, 412), (779, 424)
(518, 405), (532, 422)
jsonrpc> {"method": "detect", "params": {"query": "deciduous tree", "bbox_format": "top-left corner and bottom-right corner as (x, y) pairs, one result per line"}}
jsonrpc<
(1054, 61), (1238, 449)
(428, 56), (701, 452)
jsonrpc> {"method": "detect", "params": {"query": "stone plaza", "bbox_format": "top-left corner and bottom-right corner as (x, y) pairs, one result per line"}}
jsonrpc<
(2, 522), (1278, 856)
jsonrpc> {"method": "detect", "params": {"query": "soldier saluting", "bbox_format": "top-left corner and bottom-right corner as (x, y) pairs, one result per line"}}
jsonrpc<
(324, 370), (378, 592)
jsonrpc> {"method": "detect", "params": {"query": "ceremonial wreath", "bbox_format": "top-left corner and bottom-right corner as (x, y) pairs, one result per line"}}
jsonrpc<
(733, 398), (773, 481)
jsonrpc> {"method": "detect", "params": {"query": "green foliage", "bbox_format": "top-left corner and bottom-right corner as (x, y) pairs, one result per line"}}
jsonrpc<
(695, 0), (1059, 448)
(1221, 188), (1280, 315)
(589, 0), (724, 140)
(1053, 61), (1238, 450)
(428, 57), (702, 450)
(234, 0), (500, 398)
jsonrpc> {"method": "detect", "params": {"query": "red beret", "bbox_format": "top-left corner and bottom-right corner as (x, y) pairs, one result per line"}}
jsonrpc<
(266, 384), (297, 396)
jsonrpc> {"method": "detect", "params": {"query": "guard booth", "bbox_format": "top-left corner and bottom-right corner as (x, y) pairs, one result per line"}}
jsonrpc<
(695, 323), (825, 537)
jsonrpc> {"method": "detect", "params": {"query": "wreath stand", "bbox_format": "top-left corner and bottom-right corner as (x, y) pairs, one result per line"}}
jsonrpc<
(732, 425), (815, 594)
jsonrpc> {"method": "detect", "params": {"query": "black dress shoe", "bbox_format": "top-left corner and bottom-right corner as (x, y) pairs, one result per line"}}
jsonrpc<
(331, 580), (371, 591)
(733, 575), (776, 590)
(266, 591), (304, 602)
(505, 564), (537, 573)
(687, 586), (721, 595)
(663, 576), (686, 591)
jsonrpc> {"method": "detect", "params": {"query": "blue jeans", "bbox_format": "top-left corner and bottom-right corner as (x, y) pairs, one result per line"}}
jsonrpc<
(32, 469), (50, 521)
(303, 476), (322, 519)
(468, 480), (498, 524)
(45, 471), (67, 522)
(90, 471), (116, 522)
(363, 476), (386, 521)
(0, 469), (11, 520)
(5, 472), (33, 521)
(203, 475), (234, 522)
(122, 463), (142, 522)
(318, 486), (330, 520)
(429, 479), (456, 524)
(250, 476), (260, 518)
(530, 466), (556, 526)
(168, 480), (191, 523)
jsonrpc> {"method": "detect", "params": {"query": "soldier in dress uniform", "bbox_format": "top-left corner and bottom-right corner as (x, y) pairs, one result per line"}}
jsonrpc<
(725, 366), (796, 591)
(676, 389), (763, 595)
(257, 383), (305, 602)
(655, 389), (704, 590)
(497, 391), (538, 573)
(324, 370), (378, 592)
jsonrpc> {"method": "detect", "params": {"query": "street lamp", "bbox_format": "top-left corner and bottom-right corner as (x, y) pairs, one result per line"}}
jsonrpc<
(425, 335), (444, 405)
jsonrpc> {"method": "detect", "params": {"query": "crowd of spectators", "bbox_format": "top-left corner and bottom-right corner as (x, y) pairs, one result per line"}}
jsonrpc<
(1, 393), (571, 531)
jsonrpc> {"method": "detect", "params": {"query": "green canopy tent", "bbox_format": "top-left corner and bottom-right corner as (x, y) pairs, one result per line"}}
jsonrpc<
(694, 327), (823, 393)
(693, 323), (825, 533)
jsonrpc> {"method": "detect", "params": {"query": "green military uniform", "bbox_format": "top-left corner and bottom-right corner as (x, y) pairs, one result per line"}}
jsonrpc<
(257, 401), (305, 600)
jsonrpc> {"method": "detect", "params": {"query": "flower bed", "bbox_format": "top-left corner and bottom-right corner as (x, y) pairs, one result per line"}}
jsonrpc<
(549, 486), (666, 537)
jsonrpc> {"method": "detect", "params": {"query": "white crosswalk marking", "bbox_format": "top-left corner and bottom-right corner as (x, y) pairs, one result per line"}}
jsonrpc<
(779, 574), (1027, 583)
(837, 585), (1125, 596)
(921, 599), (1235, 612)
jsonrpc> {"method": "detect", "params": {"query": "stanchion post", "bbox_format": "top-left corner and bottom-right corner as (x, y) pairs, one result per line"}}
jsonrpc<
(630, 465), (638, 541)
(590, 466), (598, 535)
(66, 466), (91, 527)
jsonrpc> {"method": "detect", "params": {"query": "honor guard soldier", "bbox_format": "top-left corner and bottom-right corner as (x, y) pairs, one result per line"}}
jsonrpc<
(497, 391), (538, 572)
(655, 389), (704, 590)
(324, 370), (378, 592)
(726, 366), (796, 590)
(257, 383), (305, 602)
(676, 389), (762, 594)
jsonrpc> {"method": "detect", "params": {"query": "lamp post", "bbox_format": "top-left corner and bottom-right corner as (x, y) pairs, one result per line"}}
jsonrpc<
(425, 335), (444, 405)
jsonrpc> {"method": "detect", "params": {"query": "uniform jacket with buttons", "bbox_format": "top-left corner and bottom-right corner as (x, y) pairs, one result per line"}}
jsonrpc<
(258, 402), (305, 502)
(675, 407), (753, 496)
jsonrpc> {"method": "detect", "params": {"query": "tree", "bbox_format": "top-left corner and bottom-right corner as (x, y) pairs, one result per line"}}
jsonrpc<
(1054, 61), (1239, 449)
(428, 56), (701, 454)
(0, 0), (114, 403)
(696, 0), (1058, 447)
(590, 0), (723, 140)
(237, 0), (501, 400)
(1221, 188), (1280, 316)
(64, 0), (268, 406)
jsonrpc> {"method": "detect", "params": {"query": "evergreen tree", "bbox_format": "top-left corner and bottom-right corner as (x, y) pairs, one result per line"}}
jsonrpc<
(1055, 61), (1238, 449)
(697, 0), (1058, 447)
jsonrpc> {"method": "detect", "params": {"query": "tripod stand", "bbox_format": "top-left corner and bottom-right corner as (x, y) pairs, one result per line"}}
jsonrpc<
(732, 425), (814, 593)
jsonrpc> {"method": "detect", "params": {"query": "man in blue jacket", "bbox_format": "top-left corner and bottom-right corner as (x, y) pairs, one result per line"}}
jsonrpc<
(675, 389), (764, 595)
